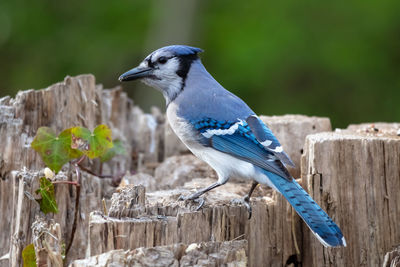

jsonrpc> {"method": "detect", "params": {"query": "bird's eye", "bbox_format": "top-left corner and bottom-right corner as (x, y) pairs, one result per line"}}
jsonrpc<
(157, 56), (168, 64)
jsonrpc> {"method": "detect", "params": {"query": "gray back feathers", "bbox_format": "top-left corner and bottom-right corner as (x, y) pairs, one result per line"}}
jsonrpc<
(175, 60), (255, 122)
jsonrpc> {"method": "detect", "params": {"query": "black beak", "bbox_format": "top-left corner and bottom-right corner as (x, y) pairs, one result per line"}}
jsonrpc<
(118, 67), (153, 82)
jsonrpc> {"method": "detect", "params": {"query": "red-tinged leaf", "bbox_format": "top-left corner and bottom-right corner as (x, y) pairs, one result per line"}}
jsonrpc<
(71, 125), (113, 159)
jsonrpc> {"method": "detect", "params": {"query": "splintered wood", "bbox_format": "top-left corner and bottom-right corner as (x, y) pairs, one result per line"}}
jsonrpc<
(301, 129), (400, 266)
(88, 181), (301, 267)
(71, 240), (248, 267)
(0, 75), (164, 266)
(8, 169), (115, 267)
(31, 218), (63, 267)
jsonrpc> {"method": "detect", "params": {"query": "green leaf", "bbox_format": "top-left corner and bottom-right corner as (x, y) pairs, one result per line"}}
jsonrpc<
(100, 139), (126, 162)
(71, 125), (113, 159)
(31, 127), (82, 173)
(22, 243), (37, 267)
(59, 128), (83, 159)
(35, 177), (59, 214)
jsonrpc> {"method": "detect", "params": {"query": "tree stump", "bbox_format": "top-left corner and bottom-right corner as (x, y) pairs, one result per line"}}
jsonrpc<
(87, 181), (303, 267)
(8, 169), (115, 267)
(31, 218), (63, 267)
(383, 246), (400, 267)
(70, 240), (248, 267)
(0, 75), (165, 266)
(301, 129), (400, 266)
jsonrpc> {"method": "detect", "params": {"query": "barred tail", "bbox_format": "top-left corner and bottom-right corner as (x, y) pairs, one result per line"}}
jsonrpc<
(264, 170), (346, 247)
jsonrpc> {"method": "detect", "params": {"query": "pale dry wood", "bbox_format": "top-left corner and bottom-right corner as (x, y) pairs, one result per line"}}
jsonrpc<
(31, 218), (63, 267)
(108, 185), (146, 218)
(0, 75), (100, 262)
(346, 122), (400, 136)
(9, 168), (115, 267)
(153, 155), (216, 191)
(88, 180), (302, 267)
(301, 131), (400, 266)
(0, 75), (164, 266)
(383, 246), (400, 267)
(70, 240), (247, 267)
(1, 75), (100, 262)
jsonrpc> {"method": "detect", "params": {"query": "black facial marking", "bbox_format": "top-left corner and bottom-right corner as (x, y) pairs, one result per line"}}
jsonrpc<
(162, 54), (197, 105)
(147, 59), (154, 68)
(176, 54), (198, 79)
(146, 54), (155, 68)
(165, 54), (198, 105)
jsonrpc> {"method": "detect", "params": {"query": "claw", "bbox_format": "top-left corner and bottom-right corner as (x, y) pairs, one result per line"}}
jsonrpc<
(178, 194), (205, 211)
(231, 195), (253, 219)
(193, 197), (205, 211)
(244, 201), (252, 220)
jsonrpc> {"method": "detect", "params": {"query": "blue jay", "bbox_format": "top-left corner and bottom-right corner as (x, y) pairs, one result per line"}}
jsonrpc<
(119, 45), (346, 247)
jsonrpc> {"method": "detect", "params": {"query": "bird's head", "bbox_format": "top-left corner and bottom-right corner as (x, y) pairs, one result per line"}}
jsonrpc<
(119, 45), (203, 104)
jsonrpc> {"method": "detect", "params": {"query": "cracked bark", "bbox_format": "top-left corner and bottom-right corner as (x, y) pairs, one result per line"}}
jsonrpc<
(0, 75), (165, 266)
(301, 129), (400, 267)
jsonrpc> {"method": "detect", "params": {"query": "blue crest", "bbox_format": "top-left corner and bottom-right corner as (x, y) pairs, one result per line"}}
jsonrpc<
(155, 45), (203, 57)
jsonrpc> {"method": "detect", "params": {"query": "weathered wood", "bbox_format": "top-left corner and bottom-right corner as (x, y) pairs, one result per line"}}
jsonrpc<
(108, 185), (146, 218)
(153, 155), (216, 191)
(31, 218), (63, 267)
(88, 181), (302, 267)
(70, 240), (247, 267)
(383, 246), (400, 267)
(8, 168), (115, 267)
(0, 75), (166, 266)
(301, 131), (400, 266)
(0, 75), (100, 262)
(346, 122), (400, 135)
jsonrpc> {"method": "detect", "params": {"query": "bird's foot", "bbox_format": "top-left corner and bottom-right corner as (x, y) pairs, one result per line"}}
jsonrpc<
(231, 195), (252, 219)
(178, 194), (205, 211)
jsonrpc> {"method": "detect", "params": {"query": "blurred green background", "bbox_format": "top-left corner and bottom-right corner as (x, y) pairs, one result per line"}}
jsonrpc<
(0, 0), (399, 128)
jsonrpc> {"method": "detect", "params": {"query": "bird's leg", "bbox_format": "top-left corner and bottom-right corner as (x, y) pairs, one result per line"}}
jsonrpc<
(243, 181), (259, 219)
(178, 182), (223, 211)
(231, 181), (259, 219)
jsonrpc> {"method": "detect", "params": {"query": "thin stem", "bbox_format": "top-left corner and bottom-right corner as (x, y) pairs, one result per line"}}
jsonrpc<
(78, 164), (114, 179)
(78, 163), (124, 186)
(65, 157), (83, 256)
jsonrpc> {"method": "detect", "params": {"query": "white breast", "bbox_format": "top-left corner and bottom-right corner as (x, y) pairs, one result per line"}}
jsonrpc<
(166, 102), (198, 145)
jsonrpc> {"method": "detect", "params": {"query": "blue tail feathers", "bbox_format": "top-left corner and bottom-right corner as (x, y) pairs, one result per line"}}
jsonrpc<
(263, 170), (346, 247)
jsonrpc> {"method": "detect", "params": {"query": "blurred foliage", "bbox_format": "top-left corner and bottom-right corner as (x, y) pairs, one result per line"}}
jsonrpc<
(0, 0), (399, 127)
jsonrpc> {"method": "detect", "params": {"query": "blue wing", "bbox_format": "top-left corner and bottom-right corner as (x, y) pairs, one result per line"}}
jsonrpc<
(190, 116), (292, 180)
(246, 115), (294, 167)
